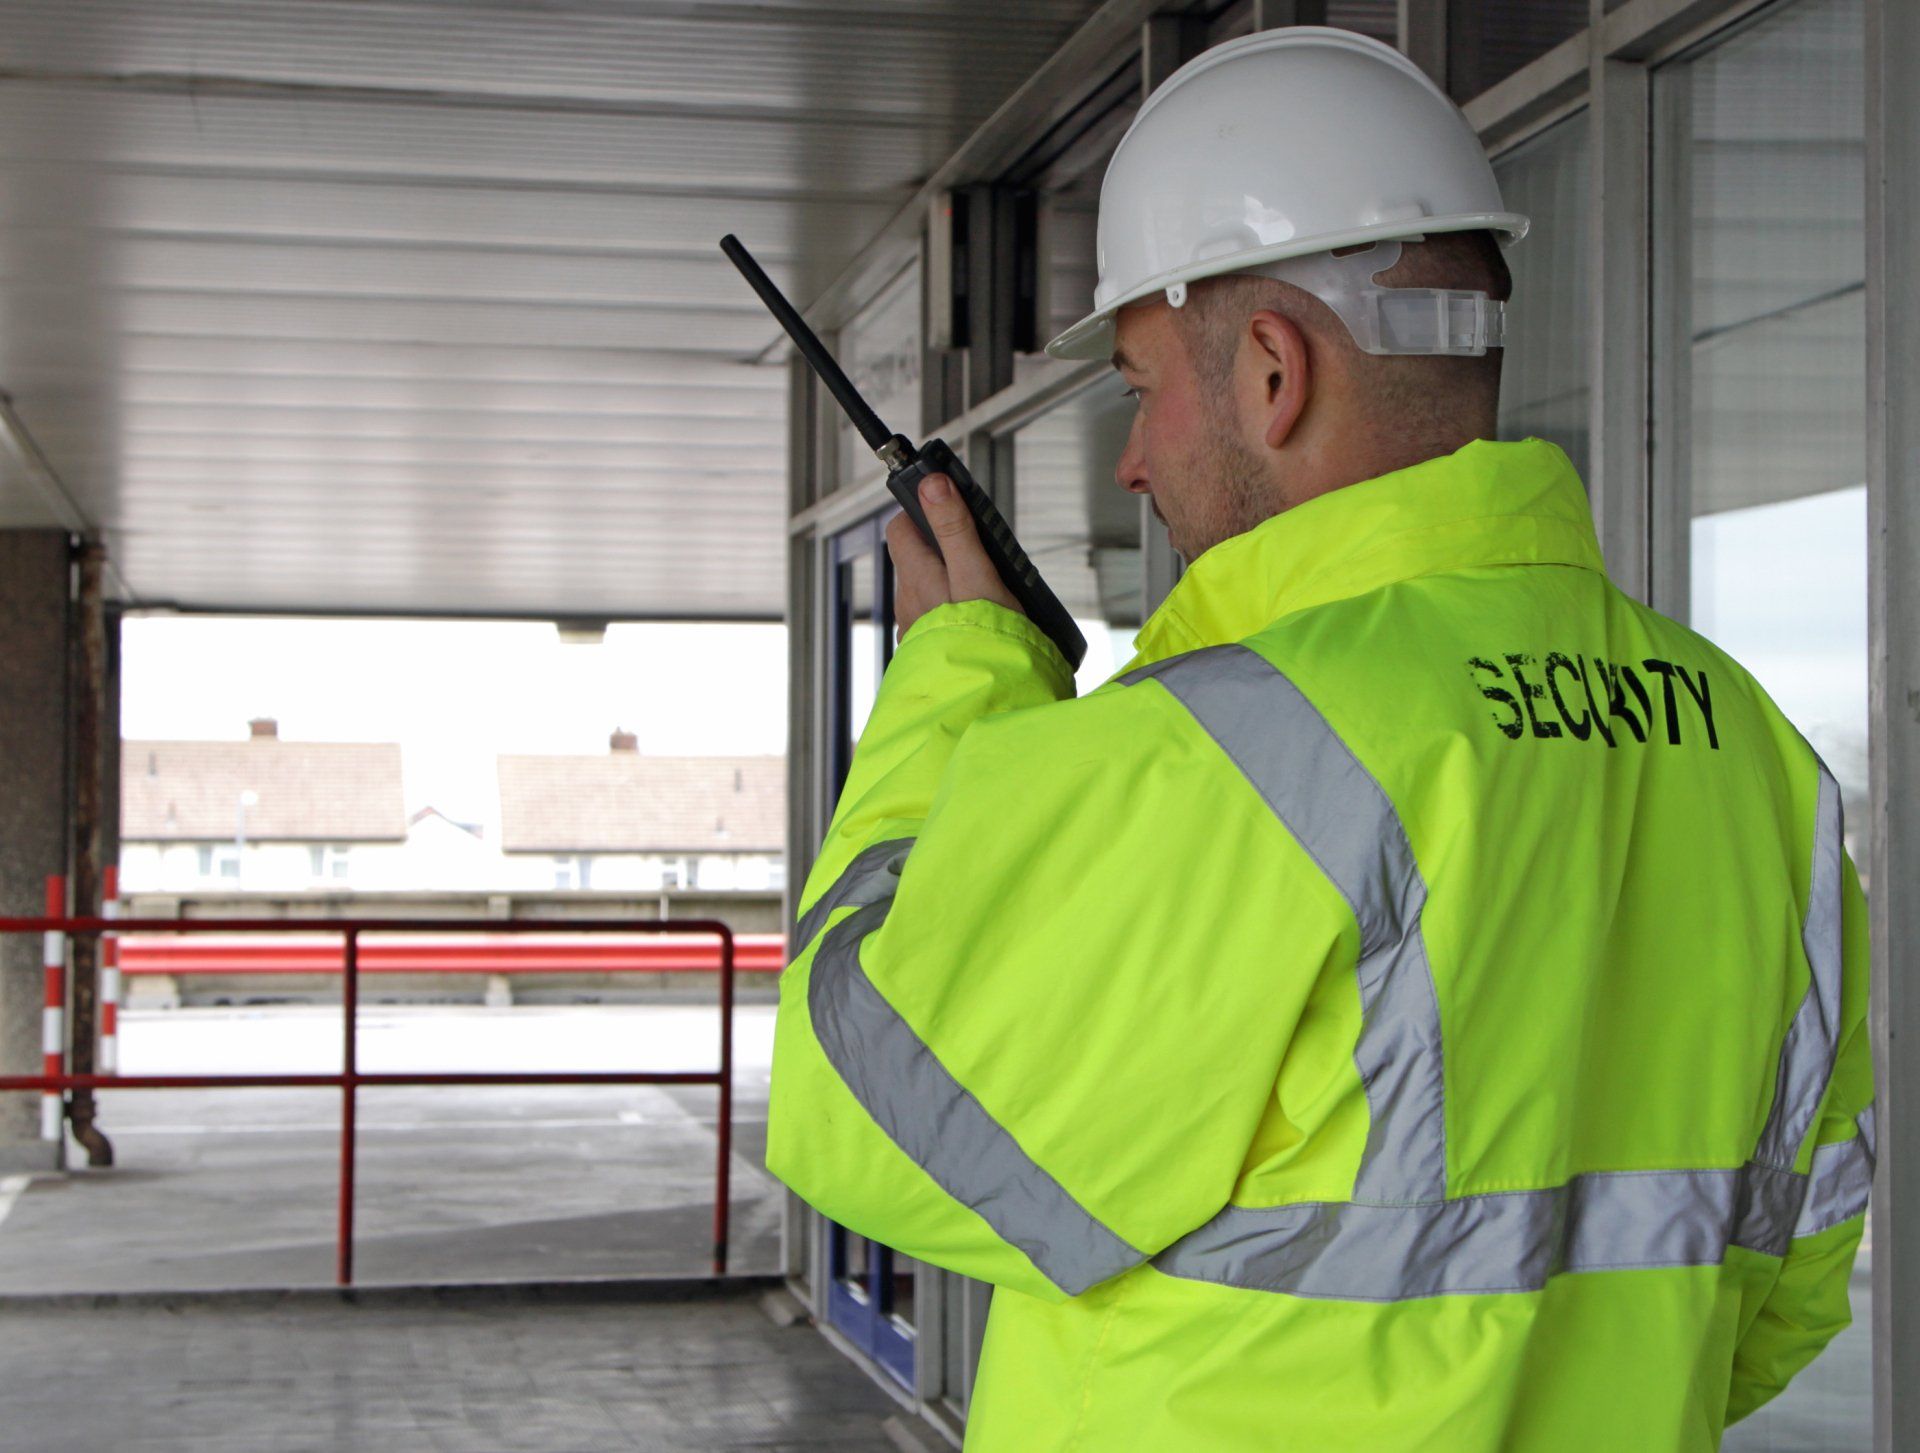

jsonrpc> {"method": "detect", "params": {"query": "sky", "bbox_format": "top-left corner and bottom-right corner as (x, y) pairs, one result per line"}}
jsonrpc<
(1691, 484), (1867, 798)
(120, 617), (789, 832)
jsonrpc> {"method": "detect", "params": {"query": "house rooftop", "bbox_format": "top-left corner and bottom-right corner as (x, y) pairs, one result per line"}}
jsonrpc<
(122, 719), (406, 843)
(498, 744), (783, 855)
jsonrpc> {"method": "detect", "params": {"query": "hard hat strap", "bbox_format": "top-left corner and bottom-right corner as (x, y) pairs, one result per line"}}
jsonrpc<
(1230, 240), (1507, 357)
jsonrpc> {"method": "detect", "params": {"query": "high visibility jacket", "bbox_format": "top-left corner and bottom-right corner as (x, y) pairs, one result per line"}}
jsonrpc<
(769, 437), (1872, 1451)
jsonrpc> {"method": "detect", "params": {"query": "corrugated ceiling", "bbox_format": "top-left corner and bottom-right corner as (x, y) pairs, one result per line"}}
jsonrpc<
(0, 0), (1106, 618)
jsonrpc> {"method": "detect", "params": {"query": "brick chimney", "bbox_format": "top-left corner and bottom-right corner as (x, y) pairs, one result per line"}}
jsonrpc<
(248, 717), (278, 739)
(609, 727), (638, 753)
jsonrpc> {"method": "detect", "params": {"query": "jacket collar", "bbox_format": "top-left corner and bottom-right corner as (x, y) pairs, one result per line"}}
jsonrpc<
(1120, 437), (1606, 672)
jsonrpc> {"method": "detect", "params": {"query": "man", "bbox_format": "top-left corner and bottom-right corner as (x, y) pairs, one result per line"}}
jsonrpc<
(768, 28), (1871, 1450)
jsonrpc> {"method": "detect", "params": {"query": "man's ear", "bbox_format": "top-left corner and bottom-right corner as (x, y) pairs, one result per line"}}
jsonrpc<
(1245, 309), (1311, 452)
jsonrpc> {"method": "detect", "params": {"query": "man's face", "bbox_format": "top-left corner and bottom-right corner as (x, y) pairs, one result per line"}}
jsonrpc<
(1110, 299), (1271, 563)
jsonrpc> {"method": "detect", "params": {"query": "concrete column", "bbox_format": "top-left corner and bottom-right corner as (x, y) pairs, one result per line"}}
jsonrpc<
(1866, 0), (1920, 1442)
(0, 531), (70, 1168)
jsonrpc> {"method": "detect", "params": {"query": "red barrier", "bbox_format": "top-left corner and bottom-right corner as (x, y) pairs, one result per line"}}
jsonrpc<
(116, 932), (786, 976)
(100, 866), (119, 1076)
(0, 913), (737, 1286)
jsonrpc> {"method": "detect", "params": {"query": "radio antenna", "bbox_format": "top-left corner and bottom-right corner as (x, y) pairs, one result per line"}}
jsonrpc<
(721, 234), (893, 453)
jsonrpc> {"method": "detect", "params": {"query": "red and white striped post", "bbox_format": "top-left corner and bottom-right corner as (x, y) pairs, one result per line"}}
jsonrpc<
(41, 875), (65, 1142)
(100, 865), (120, 1077)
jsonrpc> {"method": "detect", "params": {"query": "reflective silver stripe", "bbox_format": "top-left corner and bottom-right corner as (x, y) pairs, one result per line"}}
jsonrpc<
(810, 889), (1145, 1296)
(1794, 1105), (1876, 1239)
(1155, 1162), (1808, 1301)
(1755, 765), (1846, 1171)
(1124, 645), (1445, 1203)
(792, 838), (914, 952)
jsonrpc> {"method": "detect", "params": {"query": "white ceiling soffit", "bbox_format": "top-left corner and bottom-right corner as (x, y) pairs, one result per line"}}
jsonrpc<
(0, 0), (1106, 619)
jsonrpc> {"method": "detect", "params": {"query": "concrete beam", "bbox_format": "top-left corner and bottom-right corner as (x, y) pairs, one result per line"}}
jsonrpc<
(1252, 0), (1328, 27)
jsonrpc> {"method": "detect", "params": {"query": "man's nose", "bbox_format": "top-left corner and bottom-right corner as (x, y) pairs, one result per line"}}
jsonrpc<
(1115, 415), (1150, 495)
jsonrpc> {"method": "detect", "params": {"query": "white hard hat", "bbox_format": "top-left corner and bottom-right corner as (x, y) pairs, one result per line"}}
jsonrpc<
(1045, 27), (1530, 361)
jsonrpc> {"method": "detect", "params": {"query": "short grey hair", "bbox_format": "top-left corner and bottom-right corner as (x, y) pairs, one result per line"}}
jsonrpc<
(1174, 229), (1514, 448)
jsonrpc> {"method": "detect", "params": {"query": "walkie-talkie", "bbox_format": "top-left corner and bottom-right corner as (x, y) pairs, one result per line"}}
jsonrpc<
(720, 234), (1087, 673)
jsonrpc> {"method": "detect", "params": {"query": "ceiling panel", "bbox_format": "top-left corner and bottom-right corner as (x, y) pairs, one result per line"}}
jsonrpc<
(0, 0), (1106, 617)
(0, 1), (1091, 115)
(0, 87), (960, 191)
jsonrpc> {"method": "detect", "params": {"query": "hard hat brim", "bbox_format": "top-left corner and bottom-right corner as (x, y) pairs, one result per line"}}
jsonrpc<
(1043, 213), (1531, 361)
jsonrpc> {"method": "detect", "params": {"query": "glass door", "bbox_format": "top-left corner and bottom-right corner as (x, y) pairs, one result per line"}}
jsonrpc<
(1653, 2), (1870, 1445)
(822, 511), (917, 1389)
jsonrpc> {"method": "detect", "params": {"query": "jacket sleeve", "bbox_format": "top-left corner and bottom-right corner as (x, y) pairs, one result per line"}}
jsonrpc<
(1725, 848), (1874, 1426)
(766, 601), (1350, 1302)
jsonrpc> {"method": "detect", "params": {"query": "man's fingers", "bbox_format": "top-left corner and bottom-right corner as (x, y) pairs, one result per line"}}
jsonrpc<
(885, 506), (948, 639)
(886, 506), (943, 580)
(918, 474), (1020, 611)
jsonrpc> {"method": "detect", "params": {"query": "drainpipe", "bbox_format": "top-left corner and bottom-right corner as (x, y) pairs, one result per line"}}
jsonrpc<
(66, 540), (113, 1167)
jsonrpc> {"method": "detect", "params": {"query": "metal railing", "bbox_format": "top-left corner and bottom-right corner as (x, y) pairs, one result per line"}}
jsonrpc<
(0, 905), (736, 1286)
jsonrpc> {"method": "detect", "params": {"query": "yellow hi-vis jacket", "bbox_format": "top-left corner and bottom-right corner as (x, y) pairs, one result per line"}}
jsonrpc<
(769, 437), (1872, 1450)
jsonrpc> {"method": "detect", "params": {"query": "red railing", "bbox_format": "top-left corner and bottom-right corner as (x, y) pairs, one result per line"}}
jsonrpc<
(114, 932), (786, 977)
(0, 907), (737, 1287)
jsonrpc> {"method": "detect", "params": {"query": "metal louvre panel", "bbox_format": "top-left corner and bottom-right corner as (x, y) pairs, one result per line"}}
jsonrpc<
(0, 0), (1110, 616)
(0, 0), (1091, 112)
(0, 87), (961, 191)
(0, 166), (904, 272)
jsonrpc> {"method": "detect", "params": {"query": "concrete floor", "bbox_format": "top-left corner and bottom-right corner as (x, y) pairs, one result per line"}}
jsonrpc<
(0, 1283), (904, 1452)
(0, 1003), (779, 1293)
(0, 1002), (1875, 1449)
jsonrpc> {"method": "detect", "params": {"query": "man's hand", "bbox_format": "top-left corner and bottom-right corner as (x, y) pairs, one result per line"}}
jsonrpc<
(887, 473), (1024, 638)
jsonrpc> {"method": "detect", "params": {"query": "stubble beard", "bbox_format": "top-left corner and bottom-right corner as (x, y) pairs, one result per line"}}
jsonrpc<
(1176, 415), (1274, 562)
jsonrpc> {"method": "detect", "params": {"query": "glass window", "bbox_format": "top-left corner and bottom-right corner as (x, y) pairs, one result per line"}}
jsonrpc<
(310, 844), (351, 881)
(1658, 2), (1868, 1444)
(1008, 379), (1144, 694)
(848, 551), (879, 744)
(1667, 0), (1866, 834)
(1493, 108), (1593, 485)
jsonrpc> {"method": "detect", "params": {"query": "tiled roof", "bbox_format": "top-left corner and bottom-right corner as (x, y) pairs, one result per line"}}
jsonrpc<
(498, 754), (784, 854)
(122, 739), (407, 842)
